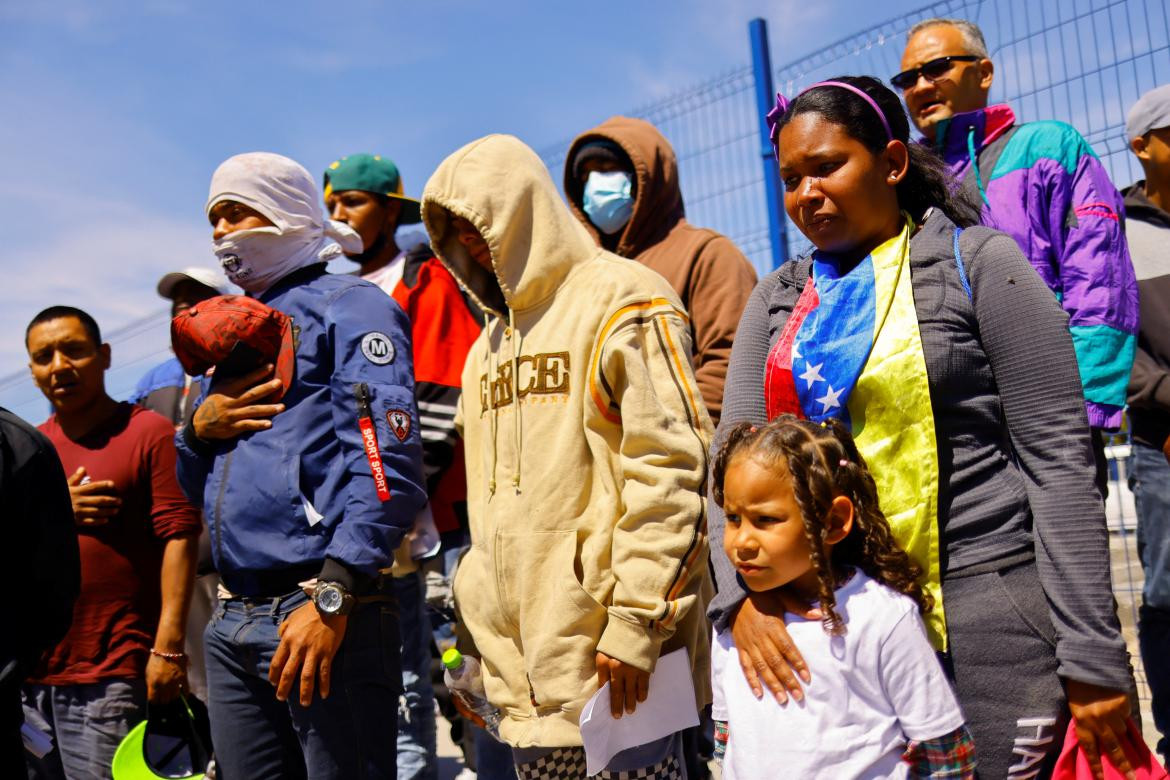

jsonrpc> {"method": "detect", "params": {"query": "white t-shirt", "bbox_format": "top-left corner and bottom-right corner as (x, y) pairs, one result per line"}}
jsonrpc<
(711, 571), (964, 779)
(361, 251), (408, 295)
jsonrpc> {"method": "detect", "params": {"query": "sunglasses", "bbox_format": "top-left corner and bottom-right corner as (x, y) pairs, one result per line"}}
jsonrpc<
(890, 55), (980, 90)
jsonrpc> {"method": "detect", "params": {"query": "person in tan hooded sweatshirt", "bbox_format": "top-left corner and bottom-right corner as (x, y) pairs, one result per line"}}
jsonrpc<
(422, 134), (713, 779)
(564, 117), (758, 425)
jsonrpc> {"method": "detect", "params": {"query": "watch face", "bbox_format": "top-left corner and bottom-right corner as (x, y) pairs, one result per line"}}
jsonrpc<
(317, 585), (344, 613)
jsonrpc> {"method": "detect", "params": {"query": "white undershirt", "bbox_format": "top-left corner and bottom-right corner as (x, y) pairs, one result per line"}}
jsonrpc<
(360, 251), (407, 295)
(712, 571), (965, 779)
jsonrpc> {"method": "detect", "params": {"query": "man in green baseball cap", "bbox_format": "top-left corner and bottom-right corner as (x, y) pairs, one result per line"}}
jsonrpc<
(323, 154), (423, 289)
(326, 152), (456, 780)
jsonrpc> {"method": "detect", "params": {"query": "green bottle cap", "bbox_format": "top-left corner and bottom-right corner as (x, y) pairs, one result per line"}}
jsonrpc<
(441, 648), (464, 671)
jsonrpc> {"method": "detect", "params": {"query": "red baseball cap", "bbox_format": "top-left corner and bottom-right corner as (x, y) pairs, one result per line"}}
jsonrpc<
(171, 295), (295, 400)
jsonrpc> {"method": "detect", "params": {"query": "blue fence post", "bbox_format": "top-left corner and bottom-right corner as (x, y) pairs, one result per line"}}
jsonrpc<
(749, 18), (787, 268)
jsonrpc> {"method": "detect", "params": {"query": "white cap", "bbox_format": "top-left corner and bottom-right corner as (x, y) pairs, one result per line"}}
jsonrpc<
(1127, 84), (1170, 140)
(156, 266), (229, 300)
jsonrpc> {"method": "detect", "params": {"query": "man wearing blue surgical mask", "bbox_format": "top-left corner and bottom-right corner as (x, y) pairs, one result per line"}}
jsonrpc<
(566, 119), (757, 427)
(578, 143), (637, 241)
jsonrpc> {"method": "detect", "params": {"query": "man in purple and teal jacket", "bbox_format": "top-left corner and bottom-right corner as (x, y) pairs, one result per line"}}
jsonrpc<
(897, 18), (1139, 487)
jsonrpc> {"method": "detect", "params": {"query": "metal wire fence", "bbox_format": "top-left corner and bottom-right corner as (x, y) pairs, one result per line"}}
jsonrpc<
(538, 0), (1170, 267)
(773, 0), (1170, 257)
(538, 65), (775, 271)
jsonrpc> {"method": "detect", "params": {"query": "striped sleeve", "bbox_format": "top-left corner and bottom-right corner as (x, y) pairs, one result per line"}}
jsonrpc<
(589, 296), (714, 673)
(416, 380), (460, 487)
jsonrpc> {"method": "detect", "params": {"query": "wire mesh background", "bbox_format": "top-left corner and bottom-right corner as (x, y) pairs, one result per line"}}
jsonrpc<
(539, 0), (1170, 267)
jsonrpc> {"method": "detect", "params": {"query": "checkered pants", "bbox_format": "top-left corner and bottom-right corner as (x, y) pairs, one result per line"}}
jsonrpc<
(514, 746), (683, 780)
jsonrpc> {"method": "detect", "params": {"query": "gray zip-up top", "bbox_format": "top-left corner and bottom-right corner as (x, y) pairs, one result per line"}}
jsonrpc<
(708, 211), (1130, 691)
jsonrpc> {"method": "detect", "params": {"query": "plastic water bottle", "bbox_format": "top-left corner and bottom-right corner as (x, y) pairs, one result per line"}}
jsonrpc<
(442, 648), (502, 737)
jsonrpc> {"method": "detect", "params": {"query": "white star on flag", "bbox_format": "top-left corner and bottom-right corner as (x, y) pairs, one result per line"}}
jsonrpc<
(791, 341), (802, 361)
(799, 361), (824, 388)
(816, 384), (843, 413)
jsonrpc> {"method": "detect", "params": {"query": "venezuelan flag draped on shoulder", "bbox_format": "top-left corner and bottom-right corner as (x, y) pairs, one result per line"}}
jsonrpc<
(764, 216), (946, 648)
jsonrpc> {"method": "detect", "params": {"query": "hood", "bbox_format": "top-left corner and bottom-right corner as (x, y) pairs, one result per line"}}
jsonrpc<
(1123, 181), (1170, 229)
(421, 134), (599, 314)
(564, 116), (685, 258)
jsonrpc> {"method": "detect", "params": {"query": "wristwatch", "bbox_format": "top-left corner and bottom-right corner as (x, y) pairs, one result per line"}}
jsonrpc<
(312, 581), (355, 617)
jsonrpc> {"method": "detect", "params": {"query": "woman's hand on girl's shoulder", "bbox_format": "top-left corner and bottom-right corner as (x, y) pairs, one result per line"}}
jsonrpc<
(729, 589), (818, 704)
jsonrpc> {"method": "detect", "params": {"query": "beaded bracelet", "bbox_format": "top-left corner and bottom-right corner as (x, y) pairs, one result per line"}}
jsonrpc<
(149, 648), (187, 662)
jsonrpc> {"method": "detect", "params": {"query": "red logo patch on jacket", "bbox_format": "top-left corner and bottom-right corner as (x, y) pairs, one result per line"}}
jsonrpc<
(387, 409), (411, 442)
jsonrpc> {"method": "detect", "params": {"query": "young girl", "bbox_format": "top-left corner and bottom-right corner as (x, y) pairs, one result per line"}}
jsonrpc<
(711, 416), (974, 779)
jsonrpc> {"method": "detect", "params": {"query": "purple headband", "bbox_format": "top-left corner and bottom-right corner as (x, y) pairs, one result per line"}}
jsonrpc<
(766, 80), (894, 159)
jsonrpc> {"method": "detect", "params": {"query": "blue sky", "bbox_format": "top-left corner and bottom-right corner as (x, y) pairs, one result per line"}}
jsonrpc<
(0, 0), (943, 418)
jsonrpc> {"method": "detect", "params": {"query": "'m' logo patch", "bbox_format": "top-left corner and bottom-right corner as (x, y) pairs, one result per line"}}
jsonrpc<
(387, 409), (411, 442)
(361, 332), (395, 365)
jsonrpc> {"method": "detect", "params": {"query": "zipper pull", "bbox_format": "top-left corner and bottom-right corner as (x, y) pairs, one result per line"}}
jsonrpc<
(354, 382), (373, 419)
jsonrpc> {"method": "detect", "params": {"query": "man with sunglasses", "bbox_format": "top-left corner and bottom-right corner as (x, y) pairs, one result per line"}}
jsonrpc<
(898, 18), (1139, 497)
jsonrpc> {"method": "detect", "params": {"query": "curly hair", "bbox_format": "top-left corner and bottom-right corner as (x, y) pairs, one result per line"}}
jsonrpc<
(712, 415), (933, 634)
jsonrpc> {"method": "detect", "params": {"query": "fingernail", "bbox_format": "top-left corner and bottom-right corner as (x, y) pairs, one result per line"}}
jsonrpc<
(791, 689), (803, 702)
(800, 670), (811, 683)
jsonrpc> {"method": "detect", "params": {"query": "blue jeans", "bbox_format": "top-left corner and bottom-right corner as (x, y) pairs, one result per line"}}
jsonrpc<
(473, 724), (516, 780)
(23, 678), (146, 780)
(393, 571), (437, 780)
(204, 582), (401, 779)
(1130, 442), (1170, 757)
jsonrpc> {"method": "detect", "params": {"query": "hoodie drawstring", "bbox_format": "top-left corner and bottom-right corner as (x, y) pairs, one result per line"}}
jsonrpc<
(967, 126), (990, 208)
(510, 309), (523, 492)
(483, 310), (523, 495)
(485, 315), (500, 496)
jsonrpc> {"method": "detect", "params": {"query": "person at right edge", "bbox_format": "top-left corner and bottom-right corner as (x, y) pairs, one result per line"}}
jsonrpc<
(564, 116), (758, 427)
(897, 17), (1139, 492)
(422, 134), (712, 779)
(1123, 83), (1170, 763)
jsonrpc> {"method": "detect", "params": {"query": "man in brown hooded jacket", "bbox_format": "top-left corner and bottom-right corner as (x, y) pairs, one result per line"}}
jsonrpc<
(565, 116), (757, 425)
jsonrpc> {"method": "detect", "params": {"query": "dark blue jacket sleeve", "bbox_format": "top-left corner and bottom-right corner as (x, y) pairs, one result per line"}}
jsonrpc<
(320, 284), (426, 584)
(175, 413), (213, 511)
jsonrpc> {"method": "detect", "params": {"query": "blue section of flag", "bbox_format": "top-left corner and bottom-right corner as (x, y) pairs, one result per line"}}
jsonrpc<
(792, 255), (877, 423)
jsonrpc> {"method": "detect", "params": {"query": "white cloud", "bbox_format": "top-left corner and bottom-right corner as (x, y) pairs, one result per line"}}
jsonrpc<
(0, 199), (212, 419)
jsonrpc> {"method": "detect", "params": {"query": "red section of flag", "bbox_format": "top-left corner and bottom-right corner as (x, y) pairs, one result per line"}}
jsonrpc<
(359, 416), (392, 502)
(765, 279), (820, 421)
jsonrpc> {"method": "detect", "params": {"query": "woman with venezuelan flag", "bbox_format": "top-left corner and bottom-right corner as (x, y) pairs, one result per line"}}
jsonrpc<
(707, 76), (1134, 779)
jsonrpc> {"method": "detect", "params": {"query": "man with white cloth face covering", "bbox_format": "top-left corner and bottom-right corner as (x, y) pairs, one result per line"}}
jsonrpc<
(175, 151), (427, 779)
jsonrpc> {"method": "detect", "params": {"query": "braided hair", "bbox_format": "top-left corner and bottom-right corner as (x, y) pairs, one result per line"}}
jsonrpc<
(712, 415), (932, 634)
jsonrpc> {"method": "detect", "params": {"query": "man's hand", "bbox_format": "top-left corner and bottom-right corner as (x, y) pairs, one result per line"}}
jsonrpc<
(1066, 679), (1136, 780)
(67, 467), (120, 527)
(269, 602), (347, 707)
(730, 589), (817, 704)
(192, 364), (285, 441)
(596, 652), (650, 719)
(1162, 435), (1170, 466)
(145, 653), (188, 704)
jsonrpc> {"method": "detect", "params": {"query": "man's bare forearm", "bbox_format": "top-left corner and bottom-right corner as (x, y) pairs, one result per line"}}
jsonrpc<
(155, 534), (198, 653)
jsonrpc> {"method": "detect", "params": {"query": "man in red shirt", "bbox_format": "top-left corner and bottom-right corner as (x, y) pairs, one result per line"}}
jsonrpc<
(23, 306), (201, 780)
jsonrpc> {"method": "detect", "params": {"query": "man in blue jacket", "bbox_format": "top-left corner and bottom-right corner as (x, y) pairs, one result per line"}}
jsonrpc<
(175, 152), (426, 780)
